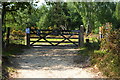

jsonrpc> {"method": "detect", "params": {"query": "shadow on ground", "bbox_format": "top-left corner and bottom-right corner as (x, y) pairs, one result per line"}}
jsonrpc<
(10, 45), (92, 70)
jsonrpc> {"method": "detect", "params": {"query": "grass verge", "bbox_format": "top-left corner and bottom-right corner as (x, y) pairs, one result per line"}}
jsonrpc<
(78, 39), (120, 78)
(2, 43), (30, 79)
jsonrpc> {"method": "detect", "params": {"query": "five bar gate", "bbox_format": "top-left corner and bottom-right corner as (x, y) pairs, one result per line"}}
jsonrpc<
(26, 26), (84, 47)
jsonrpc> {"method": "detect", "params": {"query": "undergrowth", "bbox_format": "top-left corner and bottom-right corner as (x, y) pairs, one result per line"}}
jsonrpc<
(79, 35), (120, 78)
(91, 50), (120, 77)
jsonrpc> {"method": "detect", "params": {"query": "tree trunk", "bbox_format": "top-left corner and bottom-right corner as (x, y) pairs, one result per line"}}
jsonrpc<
(2, 3), (7, 26)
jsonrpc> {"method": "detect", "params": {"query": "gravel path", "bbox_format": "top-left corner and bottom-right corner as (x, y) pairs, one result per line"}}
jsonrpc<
(12, 45), (105, 78)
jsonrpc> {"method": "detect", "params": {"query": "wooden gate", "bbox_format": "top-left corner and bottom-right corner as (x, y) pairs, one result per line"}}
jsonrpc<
(26, 26), (84, 47)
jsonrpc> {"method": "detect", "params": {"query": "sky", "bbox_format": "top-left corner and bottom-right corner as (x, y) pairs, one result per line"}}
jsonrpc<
(34, 0), (46, 6)
(34, 0), (120, 7)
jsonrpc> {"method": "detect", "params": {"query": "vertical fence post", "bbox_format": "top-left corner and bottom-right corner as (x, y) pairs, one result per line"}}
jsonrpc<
(6, 27), (10, 47)
(78, 30), (81, 47)
(78, 25), (84, 47)
(26, 27), (30, 46)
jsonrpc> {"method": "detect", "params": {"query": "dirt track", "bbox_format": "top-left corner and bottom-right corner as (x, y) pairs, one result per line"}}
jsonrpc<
(11, 45), (105, 78)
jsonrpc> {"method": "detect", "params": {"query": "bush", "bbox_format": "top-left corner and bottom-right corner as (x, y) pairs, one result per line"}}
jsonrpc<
(98, 53), (120, 77)
(94, 28), (120, 77)
(101, 29), (120, 55)
(87, 28), (120, 77)
(10, 29), (25, 44)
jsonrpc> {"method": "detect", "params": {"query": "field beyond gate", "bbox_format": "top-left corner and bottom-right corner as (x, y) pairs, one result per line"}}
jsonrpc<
(29, 29), (80, 46)
(27, 29), (82, 46)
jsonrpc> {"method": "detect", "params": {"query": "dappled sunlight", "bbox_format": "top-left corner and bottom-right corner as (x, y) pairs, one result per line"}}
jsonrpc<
(2, 1), (119, 78)
(11, 46), (105, 78)
(16, 68), (94, 78)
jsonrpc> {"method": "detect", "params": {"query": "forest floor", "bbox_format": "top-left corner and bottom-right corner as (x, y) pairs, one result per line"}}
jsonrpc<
(10, 45), (106, 78)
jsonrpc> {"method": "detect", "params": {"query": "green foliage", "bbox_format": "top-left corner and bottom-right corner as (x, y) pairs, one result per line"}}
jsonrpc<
(3, 2), (120, 34)
(2, 2), (120, 78)
(114, 2), (120, 28)
(90, 29), (120, 77)
(74, 2), (119, 33)
(46, 2), (68, 29)
(10, 29), (25, 45)
(78, 38), (100, 57)
(67, 2), (83, 30)
(115, 2), (120, 21)
(35, 5), (49, 29)
(91, 49), (120, 77)
(98, 53), (120, 77)
(78, 34), (120, 77)
(2, 2), (32, 26)
(36, 2), (83, 30)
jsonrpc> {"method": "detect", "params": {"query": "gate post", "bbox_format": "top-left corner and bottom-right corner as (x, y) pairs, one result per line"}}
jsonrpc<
(78, 25), (84, 47)
(26, 27), (30, 46)
(6, 27), (10, 47)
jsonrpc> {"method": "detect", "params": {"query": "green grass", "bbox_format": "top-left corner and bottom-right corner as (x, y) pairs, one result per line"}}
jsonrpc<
(29, 38), (78, 45)
(30, 38), (78, 41)
(3, 44), (30, 56)
(29, 37), (99, 45)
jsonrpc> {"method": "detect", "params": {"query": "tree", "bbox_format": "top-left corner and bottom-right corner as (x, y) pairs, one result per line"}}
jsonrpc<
(74, 2), (97, 34)
(114, 2), (120, 29)
(2, 2), (32, 27)
(43, 2), (83, 30)
(67, 2), (83, 30)
(36, 5), (49, 29)
(73, 2), (117, 34)
(46, 2), (67, 29)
